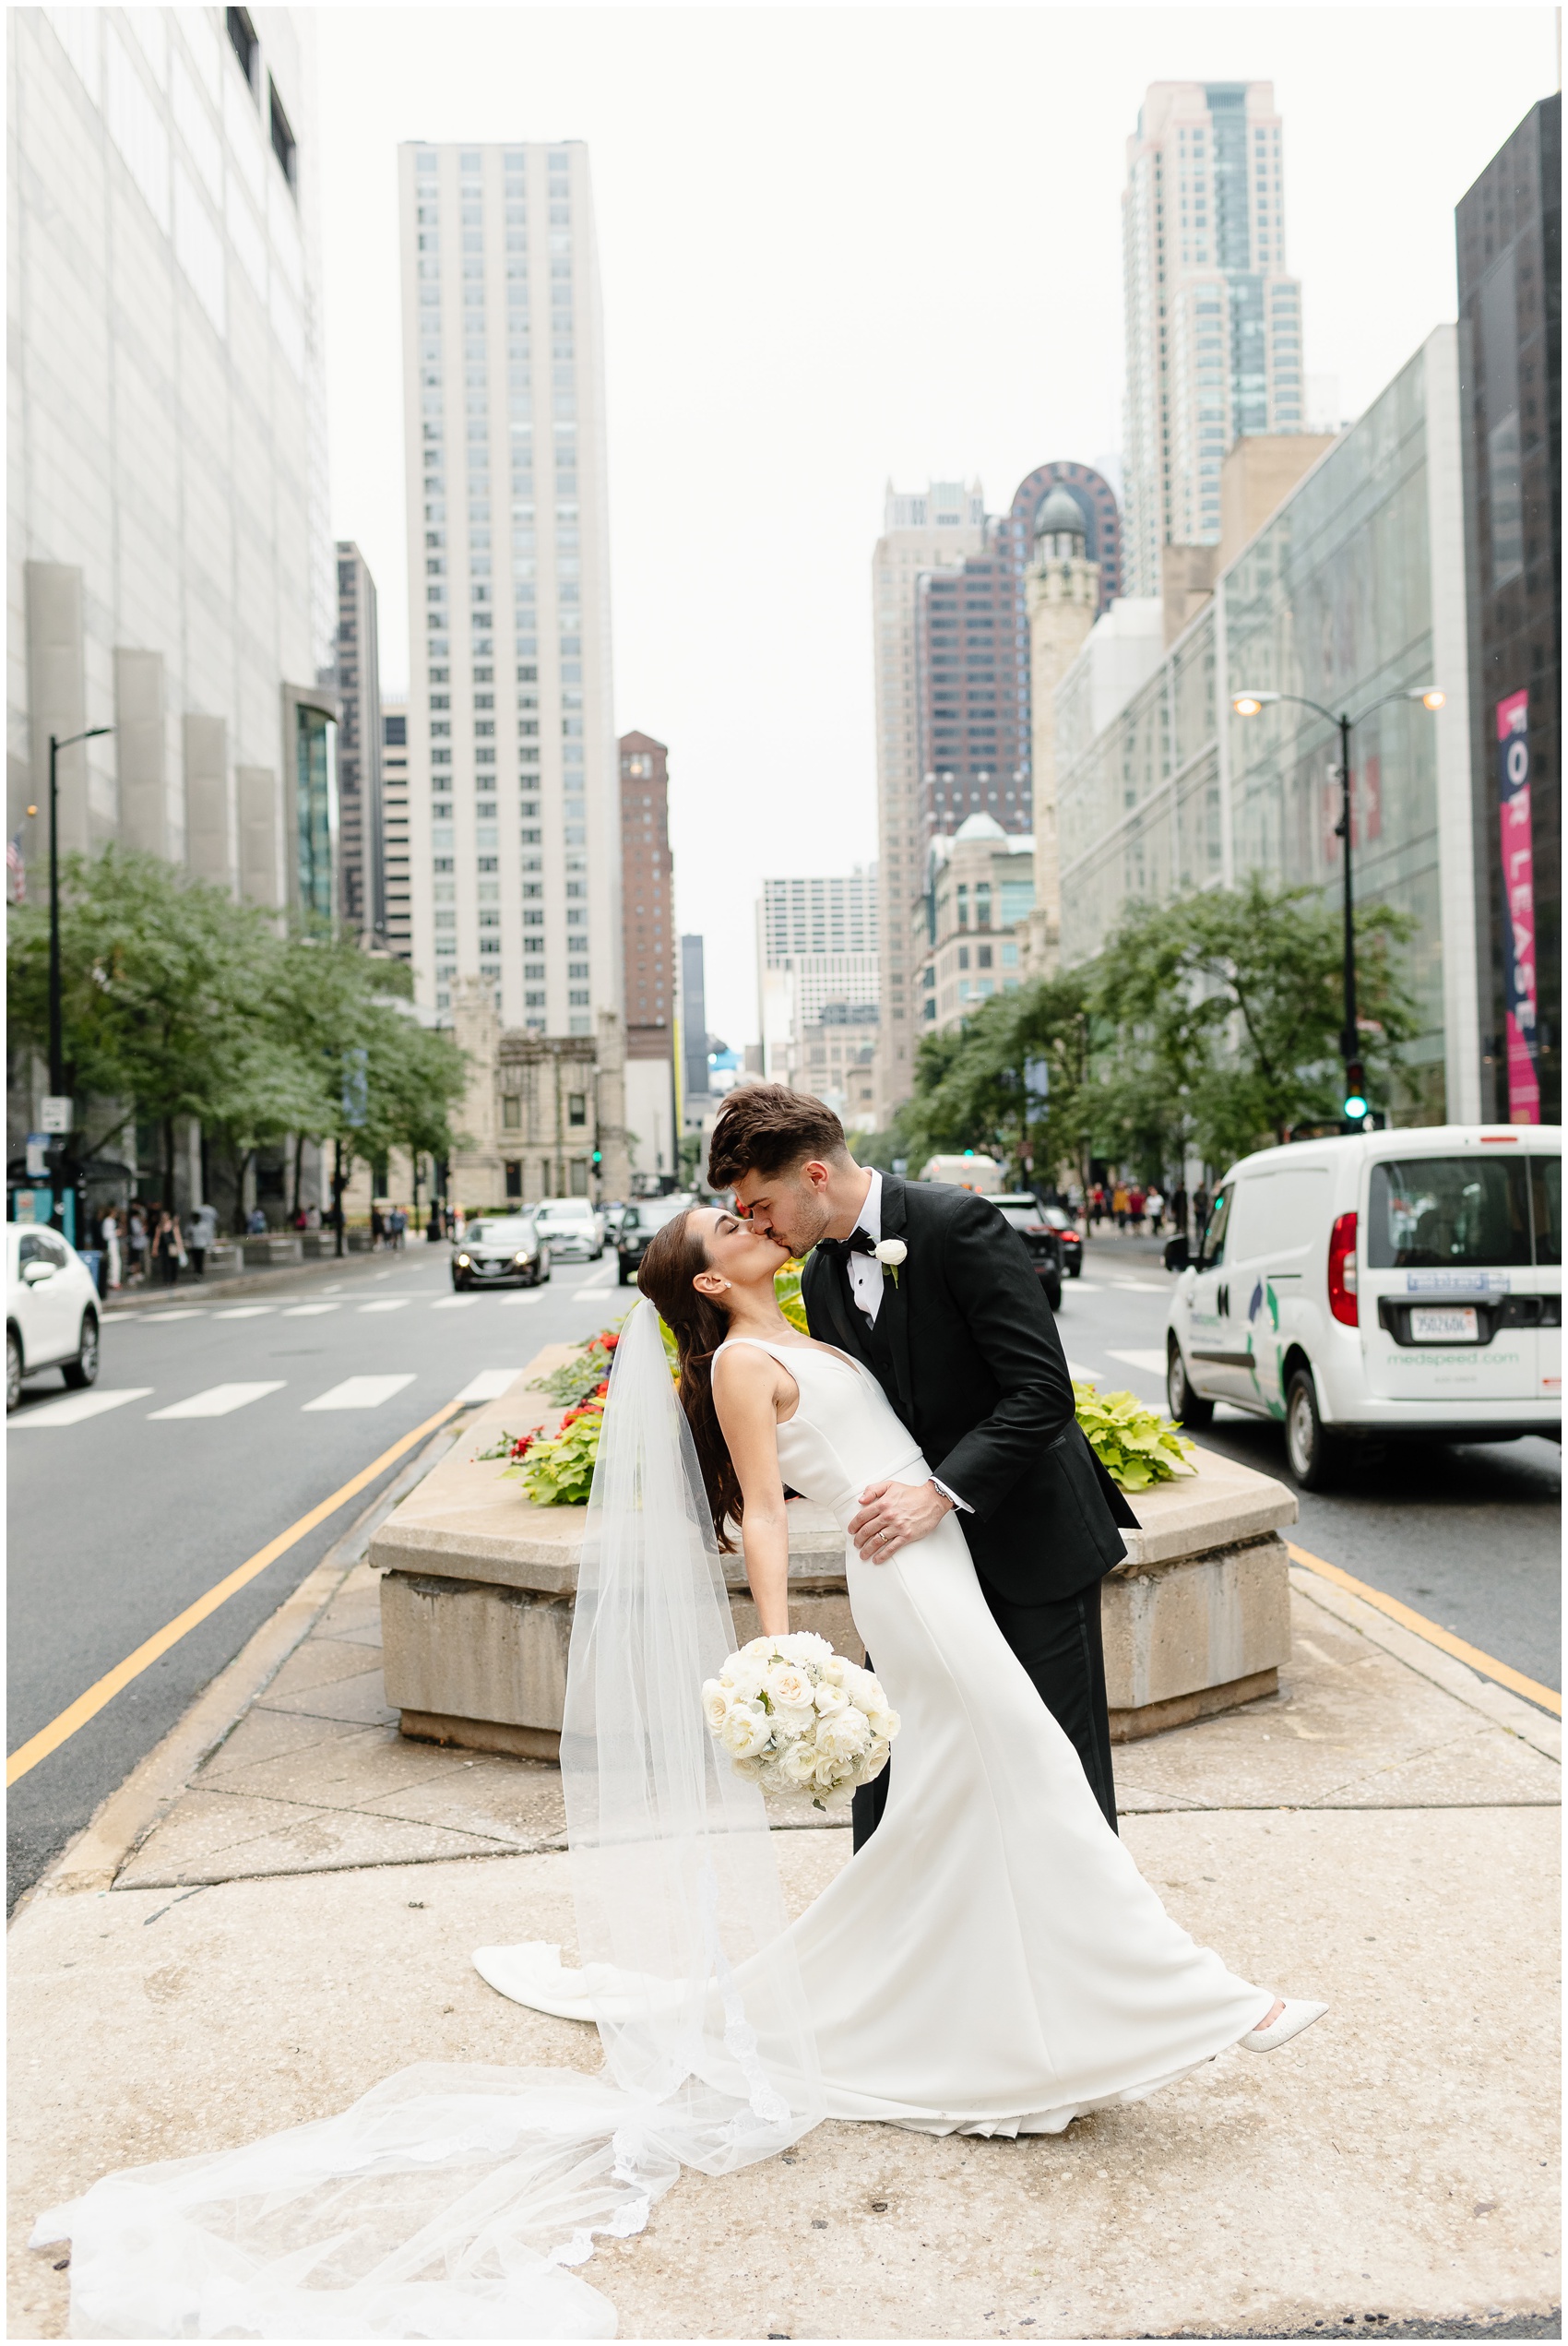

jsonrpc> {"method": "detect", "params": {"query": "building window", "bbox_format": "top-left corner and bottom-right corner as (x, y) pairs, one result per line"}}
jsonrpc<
(226, 6), (258, 93)
(567, 1092), (587, 1126)
(268, 77), (296, 193)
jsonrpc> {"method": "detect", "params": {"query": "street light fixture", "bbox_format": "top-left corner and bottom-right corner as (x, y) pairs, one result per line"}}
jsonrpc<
(1229, 685), (1443, 1124)
(44, 727), (113, 1227)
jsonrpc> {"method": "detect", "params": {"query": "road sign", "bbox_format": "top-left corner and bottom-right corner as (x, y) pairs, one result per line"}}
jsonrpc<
(40, 1096), (72, 1134)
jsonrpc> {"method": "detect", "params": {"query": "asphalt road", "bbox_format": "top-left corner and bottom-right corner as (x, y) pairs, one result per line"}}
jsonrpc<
(1054, 1229), (1562, 1697)
(9, 1224), (1560, 1911)
(6, 1240), (633, 1911)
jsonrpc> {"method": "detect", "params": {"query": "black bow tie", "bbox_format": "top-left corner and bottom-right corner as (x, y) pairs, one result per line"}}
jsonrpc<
(819, 1228), (877, 1268)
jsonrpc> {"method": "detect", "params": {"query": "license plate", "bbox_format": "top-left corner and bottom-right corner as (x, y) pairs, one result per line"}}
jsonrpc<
(479, 1262), (501, 1275)
(1410, 1306), (1479, 1342)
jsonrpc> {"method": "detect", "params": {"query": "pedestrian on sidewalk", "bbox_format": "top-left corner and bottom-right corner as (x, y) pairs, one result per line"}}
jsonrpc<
(151, 1208), (184, 1287)
(371, 1204), (386, 1250)
(126, 1202), (148, 1284)
(1172, 1183), (1188, 1239)
(1194, 1183), (1211, 1245)
(100, 1206), (122, 1292)
(1128, 1183), (1146, 1233)
(246, 1205), (267, 1236)
(1112, 1182), (1129, 1230)
(389, 1205), (407, 1251)
(187, 1200), (217, 1279)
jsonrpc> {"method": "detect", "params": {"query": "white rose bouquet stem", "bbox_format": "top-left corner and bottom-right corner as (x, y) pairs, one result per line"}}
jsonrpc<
(701, 1634), (901, 1810)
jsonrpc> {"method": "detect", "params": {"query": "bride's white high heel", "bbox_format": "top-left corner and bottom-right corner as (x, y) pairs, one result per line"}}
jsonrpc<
(1241, 1996), (1328, 2052)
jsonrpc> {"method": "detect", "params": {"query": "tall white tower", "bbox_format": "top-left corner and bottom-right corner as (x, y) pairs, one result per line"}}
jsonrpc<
(869, 480), (985, 1126)
(1123, 81), (1308, 595)
(398, 140), (618, 1036)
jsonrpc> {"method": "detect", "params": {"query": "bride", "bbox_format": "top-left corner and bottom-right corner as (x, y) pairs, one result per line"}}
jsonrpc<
(35, 1209), (1323, 2339)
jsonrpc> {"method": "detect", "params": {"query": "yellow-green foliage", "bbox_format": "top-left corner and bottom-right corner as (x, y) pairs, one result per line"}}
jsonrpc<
(1072, 1382), (1195, 1492)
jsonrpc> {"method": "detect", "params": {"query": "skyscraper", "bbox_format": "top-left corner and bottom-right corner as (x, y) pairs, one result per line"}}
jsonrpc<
(398, 141), (617, 1036)
(680, 933), (710, 1112)
(1123, 81), (1307, 595)
(334, 542), (385, 940)
(868, 481), (985, 1125)
(620, 731), (678, 1184)
(6, 6), (333, 912)
(381, 695), (411, 962)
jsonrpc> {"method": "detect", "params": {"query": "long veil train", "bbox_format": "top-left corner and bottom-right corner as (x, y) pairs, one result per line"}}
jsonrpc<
(33, 1302), (825, 2339)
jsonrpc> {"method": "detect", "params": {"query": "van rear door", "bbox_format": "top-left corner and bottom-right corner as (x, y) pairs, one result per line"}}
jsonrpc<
(1362, 1149), (1537, 1402)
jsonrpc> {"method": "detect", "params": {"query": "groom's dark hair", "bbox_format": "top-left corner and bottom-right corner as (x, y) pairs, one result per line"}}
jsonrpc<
(706, 1083), (849, 1190)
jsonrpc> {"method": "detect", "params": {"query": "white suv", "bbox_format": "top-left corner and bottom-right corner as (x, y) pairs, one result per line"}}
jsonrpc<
(1164, 1125), (1562, 1487)
(6, 1223), (101, 1411)
(530, 1197), (605, 1261)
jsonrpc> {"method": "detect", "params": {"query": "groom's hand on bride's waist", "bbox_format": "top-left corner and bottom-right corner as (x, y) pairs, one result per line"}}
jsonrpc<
(849, 1478), (955, 1562)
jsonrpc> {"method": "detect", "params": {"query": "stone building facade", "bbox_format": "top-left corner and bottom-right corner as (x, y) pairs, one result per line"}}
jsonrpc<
(448, 980), (630, 1207)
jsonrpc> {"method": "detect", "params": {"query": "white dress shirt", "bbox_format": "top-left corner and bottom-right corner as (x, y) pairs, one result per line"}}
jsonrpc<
(840, 1168), (969, 1514)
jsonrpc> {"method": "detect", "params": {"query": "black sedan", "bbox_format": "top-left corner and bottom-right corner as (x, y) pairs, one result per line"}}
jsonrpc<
(1037, 1204), (1084, 1276)
(991, 1195), (1063, 1311)
(616, 1193), (698, 1285)
(451, 1215), (552, 1291)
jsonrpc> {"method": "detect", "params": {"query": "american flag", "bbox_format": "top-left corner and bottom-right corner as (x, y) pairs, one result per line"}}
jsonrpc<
(6, 833), (24, 905)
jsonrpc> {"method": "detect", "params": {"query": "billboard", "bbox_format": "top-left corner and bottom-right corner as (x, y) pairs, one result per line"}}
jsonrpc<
(1495, 689), (1539, 1125)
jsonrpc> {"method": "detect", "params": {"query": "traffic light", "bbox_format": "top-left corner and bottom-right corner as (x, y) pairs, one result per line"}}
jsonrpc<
(591, 1147), (603, 1169)
(1342, 1064), (1369, 1123)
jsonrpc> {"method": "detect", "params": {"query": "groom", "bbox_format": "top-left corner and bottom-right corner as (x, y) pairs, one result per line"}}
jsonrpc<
(706, 1085), (1135, 1846)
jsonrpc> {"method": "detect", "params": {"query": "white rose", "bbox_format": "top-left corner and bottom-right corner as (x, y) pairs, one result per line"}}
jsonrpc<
(814, 1753), (849, 1792)
(764, 1662), (814, 1713)
(816, 1654), (849, 1685)
(860, 1736), (891, 1780)
(778, 1740), (819, 1788)
(814, 1681), (849, 1717)
(818, 1708), (872, 1761)
(769, 1702), (818, 1743)
(721, 1656), (766, 1697)
(776, 1630), (833, 1667)
(873, 1239), (908, 1268)
(742, 1637), (778, 1661)
(864, 1706), (899, 1743)
(718, 1701), (772, 1759)
(700, 1680), (732, 1734)
(844, 1667), (885, 1715)
(731, 1753), (767, 1780)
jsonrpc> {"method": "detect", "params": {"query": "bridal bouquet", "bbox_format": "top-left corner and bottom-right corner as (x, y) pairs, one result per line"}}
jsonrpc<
(702, 1632), (900, 1808)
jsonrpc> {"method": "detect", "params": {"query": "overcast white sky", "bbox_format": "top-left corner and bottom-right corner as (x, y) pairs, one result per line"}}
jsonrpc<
(317, 3), (1558, 1046)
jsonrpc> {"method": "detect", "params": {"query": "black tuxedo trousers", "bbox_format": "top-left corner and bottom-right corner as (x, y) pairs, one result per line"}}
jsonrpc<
(800, 1177), (1134, 1843)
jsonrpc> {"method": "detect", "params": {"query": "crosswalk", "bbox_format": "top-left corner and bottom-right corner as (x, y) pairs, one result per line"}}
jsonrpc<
(109, 1280), (611, 1325)
(13, 1365), (528, 1427)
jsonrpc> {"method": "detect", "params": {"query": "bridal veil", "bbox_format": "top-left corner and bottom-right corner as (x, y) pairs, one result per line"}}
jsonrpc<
(33, 1300), (825, 2338)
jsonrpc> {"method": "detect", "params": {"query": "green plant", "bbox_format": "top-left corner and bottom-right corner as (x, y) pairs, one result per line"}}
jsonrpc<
(774, 1260), (809, 1334)
(509, 1401), (604, 1506)
(529, 1327), (623, 1407)
(1072, 1382), (1195, 1492)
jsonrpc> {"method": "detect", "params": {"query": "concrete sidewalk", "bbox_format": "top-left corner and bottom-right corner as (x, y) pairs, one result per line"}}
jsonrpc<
(8, 1472), (1560, 2339)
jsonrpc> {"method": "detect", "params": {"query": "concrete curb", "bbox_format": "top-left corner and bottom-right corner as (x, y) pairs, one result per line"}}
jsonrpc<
(1289, 1566), (1562, 1764)
(14, 1417), (469, 1911)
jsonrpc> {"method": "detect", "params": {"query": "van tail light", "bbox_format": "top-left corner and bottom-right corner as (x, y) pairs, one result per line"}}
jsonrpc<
(1327, 1210), (1359, 1328)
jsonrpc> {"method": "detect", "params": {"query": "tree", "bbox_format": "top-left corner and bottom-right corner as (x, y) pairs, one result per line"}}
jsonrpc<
(1093, 875), (1418, 1167)
(893, 975), (1094, 1194)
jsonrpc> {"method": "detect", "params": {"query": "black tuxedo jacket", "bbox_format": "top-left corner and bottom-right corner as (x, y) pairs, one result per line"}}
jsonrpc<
(801, 1175), (1136, 1606)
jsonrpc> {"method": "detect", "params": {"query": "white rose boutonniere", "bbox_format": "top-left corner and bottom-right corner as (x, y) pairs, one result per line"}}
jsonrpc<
(873, 1237), (908, 1287)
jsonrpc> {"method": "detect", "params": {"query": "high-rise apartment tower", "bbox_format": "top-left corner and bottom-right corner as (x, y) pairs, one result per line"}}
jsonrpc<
(334, 542), (385, 939)
(381, 696), (411, 961)
(398, 140), (617, 1034)
(619, 731), (678, 1183)
(1123, 81), (1308, 595)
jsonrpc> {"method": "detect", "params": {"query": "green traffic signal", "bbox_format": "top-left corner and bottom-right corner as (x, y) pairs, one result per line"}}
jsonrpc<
(1343, 1093), (1369, 1121)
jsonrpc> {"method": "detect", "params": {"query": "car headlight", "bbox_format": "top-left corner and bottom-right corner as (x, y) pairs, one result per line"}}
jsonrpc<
(457, 1253), (471, 1267)
(513, 1251), (531, 1266)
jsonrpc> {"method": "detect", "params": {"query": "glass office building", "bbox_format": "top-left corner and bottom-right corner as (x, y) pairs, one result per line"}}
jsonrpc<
(1058, 327), (1479, 1125)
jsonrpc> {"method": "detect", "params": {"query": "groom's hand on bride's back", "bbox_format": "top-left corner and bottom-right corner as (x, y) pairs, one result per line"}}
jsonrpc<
(849, 1477), (954, 1562)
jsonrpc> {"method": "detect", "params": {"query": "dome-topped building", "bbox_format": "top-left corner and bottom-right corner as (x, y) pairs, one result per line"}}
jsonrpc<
(1033, 486), (1089, 554)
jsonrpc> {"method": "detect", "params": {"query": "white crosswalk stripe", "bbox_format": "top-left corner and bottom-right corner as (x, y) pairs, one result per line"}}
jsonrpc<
(1064, 1361), (1100, 1382)
(281, 1304), (339, 1317)
(1108, 1348), (1170, 1378)
(148, 1381), (287, 1420)
(10, 1387), (153, 1428)
(137, 1308), (206, 1321)
(430, 1295), (479, 1310)
(575, 1273), (616, 1295)
(358, 1299), (410, 1314)
(454, 1369), (525, 1403)
(212, 1304), (277, 1319)
(1111, 1279), (1167, 1292)
(303, 1375), (417, 1411)
(497, 1292), (544, 1307)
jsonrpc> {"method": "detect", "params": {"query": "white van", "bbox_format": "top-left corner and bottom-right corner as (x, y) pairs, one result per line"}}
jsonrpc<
(1163, 1125), (1562, 1487)
(920, 1153), (1005, 1195)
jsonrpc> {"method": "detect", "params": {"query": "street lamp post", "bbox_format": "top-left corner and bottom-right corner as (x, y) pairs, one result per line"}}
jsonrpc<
(47, 727), (113, 1099)
(1230, 685), (1444, 1123)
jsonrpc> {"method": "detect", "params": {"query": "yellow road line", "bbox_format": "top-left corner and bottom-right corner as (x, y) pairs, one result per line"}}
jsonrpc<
(1287, 1542), (1562, 1718)
(6, 1399), (463, 1788)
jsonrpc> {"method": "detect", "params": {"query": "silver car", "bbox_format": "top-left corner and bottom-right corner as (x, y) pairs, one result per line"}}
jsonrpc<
(531, 1197), (605, 1261)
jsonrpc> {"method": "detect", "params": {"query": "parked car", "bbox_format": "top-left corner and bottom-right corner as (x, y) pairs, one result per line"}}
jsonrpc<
(450, 1215), (551, 1291)
(990, 1195), (1063, 1313)
(6, 1222), (101, 1411)
(1163, 1125), (1562, 1488)
(532, 1197), (605, 1261)
(1037, 1203), (1084, 1277)
(616, 1194), (698, 1285)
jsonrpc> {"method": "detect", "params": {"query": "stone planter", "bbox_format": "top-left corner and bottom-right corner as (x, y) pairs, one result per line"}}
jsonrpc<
(371, 1364), (1295, 1761)
(204, 1240), (244, 1279)
(242, 1233), (303, 1268)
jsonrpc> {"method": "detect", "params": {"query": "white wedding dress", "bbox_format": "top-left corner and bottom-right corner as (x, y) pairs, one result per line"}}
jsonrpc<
(708, 1337), (1273, 2130)
(33, 1308), (1275, 2338)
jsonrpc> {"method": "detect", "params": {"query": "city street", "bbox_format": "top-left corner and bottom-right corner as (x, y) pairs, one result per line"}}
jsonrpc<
(1055, 1231), (1562, 1696)
(12, 1225), (1558, 1916)
(6, 1243), (630, 1910)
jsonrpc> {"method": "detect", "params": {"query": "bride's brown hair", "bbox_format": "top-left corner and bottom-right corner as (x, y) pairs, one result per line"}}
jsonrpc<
(636, 1209), (743, 1552)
